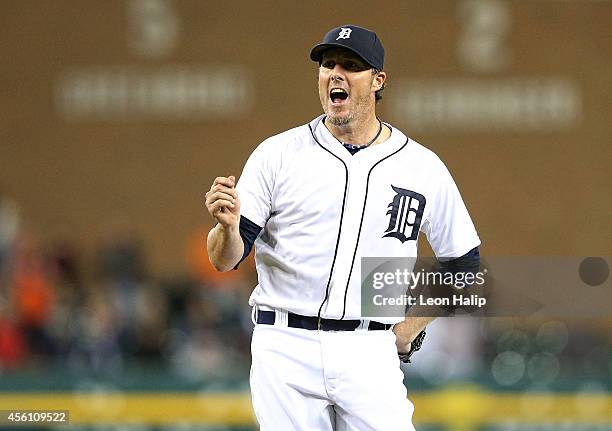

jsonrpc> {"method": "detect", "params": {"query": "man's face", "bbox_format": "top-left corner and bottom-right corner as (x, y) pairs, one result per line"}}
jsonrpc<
(318, 48), (382, 126)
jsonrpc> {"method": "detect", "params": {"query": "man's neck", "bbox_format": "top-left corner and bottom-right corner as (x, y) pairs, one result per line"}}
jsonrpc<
(324, 114), (380, 146)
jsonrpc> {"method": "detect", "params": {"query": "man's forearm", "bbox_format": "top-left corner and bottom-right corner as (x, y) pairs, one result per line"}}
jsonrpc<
(207, 223), (244, 272)
(396, 314), (436, 342)
(392, 305), (436, 354)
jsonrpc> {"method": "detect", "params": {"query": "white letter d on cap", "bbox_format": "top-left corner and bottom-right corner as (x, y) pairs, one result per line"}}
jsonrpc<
(336, 28), (352, 40)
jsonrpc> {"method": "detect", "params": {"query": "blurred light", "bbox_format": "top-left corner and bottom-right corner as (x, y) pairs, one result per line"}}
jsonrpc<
(527, 352), (560, 385)
(497, 330), (531, 355)
(491, 350), (525, 386)
(535, 321), (569, 354)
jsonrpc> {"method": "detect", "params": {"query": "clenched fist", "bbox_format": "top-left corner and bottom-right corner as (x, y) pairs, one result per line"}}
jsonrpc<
(205, 176), (241, 229)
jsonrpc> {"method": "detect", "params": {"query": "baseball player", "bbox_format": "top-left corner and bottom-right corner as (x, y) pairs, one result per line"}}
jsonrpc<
(205, 25), (481, 430)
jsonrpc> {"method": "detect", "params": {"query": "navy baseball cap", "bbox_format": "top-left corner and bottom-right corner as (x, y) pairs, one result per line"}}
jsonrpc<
(310, 25), (385, 70)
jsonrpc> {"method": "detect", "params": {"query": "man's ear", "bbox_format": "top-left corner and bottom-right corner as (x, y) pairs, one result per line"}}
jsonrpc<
(372, 71), (386, 91)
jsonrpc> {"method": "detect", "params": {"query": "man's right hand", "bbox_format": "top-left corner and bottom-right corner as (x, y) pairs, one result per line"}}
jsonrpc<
(205, 176), (241, 229)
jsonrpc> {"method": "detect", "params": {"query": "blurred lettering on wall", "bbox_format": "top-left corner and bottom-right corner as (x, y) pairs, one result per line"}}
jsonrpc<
(389, 0), (583, 133)
(55, 66), (253, 120)
(391, 78), (581, 132)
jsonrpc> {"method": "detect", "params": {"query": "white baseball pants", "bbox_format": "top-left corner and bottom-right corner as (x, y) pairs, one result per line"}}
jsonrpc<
(250, 322), (416, 430)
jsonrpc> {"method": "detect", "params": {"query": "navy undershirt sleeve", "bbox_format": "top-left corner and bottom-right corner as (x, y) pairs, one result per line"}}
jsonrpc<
(233, 216), (263, 269)
(424, 246), (481, 313)
(439, 246), (480, 277)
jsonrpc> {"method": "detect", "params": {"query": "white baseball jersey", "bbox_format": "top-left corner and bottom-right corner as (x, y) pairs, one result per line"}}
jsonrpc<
(236, 114), (480, 323)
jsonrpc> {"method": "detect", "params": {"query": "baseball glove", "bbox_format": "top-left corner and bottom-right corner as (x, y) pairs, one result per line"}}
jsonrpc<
(398, 329), (426, 363)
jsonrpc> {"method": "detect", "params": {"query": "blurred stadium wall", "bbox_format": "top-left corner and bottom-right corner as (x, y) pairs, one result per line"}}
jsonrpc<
(0, 1), (610, 430)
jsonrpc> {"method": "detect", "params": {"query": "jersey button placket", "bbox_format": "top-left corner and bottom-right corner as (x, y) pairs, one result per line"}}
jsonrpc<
(326, 159), (368, 318)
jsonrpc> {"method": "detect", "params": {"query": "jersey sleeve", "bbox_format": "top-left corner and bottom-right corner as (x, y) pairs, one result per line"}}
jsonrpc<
(235, 139), (277, 228)
(421, 161), (481, 258)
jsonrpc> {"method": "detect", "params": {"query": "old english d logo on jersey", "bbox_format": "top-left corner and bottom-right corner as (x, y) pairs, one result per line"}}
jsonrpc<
(383, 186), (426, 243)
(336, 28), (352, 40)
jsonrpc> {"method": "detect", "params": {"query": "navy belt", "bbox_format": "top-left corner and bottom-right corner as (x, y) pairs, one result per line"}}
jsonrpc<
(256, 310), (392, 331)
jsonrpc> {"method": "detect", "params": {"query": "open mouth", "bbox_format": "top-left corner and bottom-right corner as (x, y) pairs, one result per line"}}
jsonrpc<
(330, 88), (349, 104)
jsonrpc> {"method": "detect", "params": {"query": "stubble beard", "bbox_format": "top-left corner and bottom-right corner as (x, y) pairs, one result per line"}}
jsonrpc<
(327, 114), (352, 127)
(325, 93), (370, 128)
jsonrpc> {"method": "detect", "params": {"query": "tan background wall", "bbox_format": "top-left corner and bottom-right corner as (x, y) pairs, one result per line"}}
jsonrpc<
(1, 0), (610, 275)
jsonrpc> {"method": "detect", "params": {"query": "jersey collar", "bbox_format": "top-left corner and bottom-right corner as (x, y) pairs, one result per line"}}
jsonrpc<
(308, 115), (409, 164)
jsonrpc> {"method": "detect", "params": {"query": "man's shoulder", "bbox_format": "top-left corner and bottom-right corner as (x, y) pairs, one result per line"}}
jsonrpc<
(409, 138), (440, 160)
(261, 122), (313, 148)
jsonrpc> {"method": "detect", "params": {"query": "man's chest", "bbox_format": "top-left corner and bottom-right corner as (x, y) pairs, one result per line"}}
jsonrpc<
(269, 150), (436, 244)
